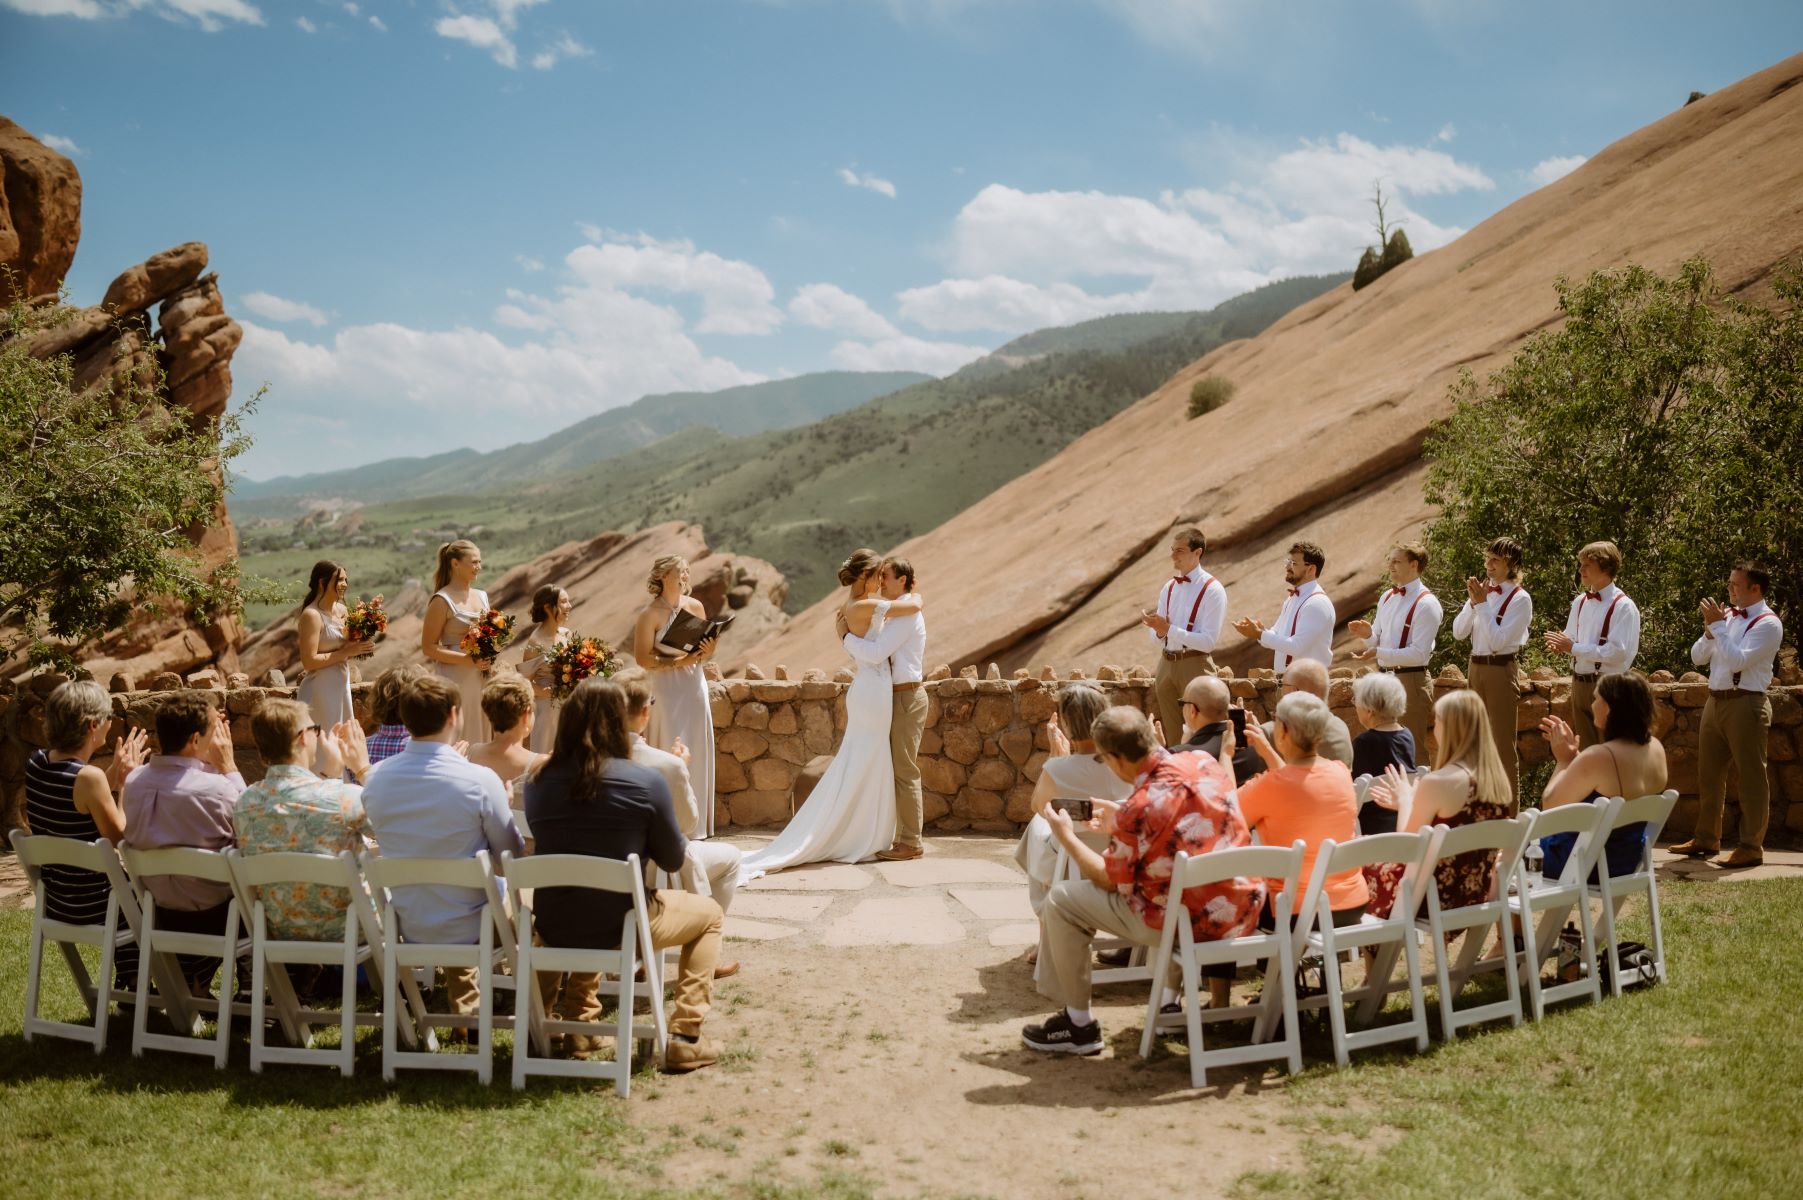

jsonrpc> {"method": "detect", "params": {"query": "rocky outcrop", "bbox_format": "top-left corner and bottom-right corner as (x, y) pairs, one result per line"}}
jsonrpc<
(1, 119), (247, 682)
(735, 54), (1803, 678)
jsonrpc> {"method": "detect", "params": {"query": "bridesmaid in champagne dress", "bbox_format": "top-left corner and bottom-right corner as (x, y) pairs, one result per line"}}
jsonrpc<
(419, 539), (492, 742)
(632, 555), (719, 837)
(296, 560), (374, 767)
(518, 585), (572, 754)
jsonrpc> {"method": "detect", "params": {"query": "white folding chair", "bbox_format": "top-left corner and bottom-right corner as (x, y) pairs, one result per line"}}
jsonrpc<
(1508, 798), (1617, 1021)
(1416, 815), (1535, 1039)
(1139, 842), (1306, 1089)
(505, 851), (654, 1097)
(1296, 831), (1435, 1066)
(119, 845), (251, 1066)
(363, 850), (507, 1083)
(1589, 791), (1678, 997)
(8, 831), (193, 1051)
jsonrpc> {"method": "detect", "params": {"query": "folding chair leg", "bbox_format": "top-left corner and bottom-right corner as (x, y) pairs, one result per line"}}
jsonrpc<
(1400, 927), (1429, 1051)
(93, 926), (117, 1053)
(24, 923), (46, 1041)
(339, 934), (358, 1077)
(1324, 944), (1352, 1068)
(617, 935), (636, 1097)
(1599, 891), (1624, 999)
(133, 939), (154, 1055)
(58, 940), (99, 1019)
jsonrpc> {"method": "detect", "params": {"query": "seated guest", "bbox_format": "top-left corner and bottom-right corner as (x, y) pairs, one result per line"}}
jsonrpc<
(233, 699), (374, 942)
(1013, 685), (1132, 920)
(1235, 696), (1368, 927)
(362, 675), (524, 1023)
(1364, 690), (1515, 920)
(1174, 674), (1267, 784)
(1259, 659), (1354, 768)
(466, 672), (544, 788)
(25, 680), (149, 991)
(1537, 672), (1667, 880)
(365, 664), (427, 766)
(619, 673), (743, 958)
(1350, 672), (1416, 835)
(121, 693), (245, 994)
(1024, 707), (1264, 1055)
(523, 678), (725, 1073)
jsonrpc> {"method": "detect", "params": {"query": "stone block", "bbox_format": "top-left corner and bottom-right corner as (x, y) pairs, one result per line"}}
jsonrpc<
(1004, 783), (1036, 824)
(998, 727), (1034, 765)
(973, 695), (1014, 734)
(1516, 695), (1550, 732)
(920, 757), (966, 795)
(969, 759), (1016, 792)
(791, 755), (833, 808)
(1229, 678), (1260, 700)
(1022, 750), (1049, 783)
(751, 681), (800, 704)
(257, 668), (287, 688)
(800, 704), (835, 755)
(936, 678), (972, 698)
(975, 680), (1012, 695)
(771, 736), (812, 767)
(726, 681), (751, 703)
(1327, 679), (1354, 708)
(1097, 665), (1122, 682)
(109, 673), (135, 693)
(716, 754), (749, 793)
(927, 663), (952, 681)
(773, 665), (788, 680)
(744, 664), (765, 680)
(1786, 804), (1803, 835)
(711, 690), (735, 728)
(749, 758), (794, 791)
(1672, 685), (1709, 709)
(1015, 676), (1041, 692)
(943, 698), (975, 725)
(985, 662), (1002, 680)
(834, 667), (855, 683)
(798, 681), (839, 701)
(1018, 688), (1056, 724)
(1770, 730), (1795, 763)
(735, 701), (771, 729)
(730, 789), (790, 827)
(1651, 703), (1677, 740)
(960, 666), (979, 681)
(919, 728), (942, 755)
(226, 688), (265, 717)
(1771, 693), (1802, 728)
(835, 699), (848, 732)
(983, 738), (999, 756)
(958, 787), (1005, 821)
(925, 695), (943, 728)
(718, 728), (769, 761)
(767, 704), (798, 735)
(1677, 671), (1707, 684)
(936, 815), (970, 832)
(941, 725), (982, 764)
(923, 791), (952, 824)
(1648, 669), (1675, 684)
(1779, 763), (1803, 807)
(149, 672), (183, 692)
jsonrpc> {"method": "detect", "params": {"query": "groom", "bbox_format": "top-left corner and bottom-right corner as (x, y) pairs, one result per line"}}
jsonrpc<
(837, 555), (929, 861)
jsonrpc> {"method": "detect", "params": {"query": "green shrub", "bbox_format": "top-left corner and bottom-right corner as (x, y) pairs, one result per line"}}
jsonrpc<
(1187, 375), (1235, 419)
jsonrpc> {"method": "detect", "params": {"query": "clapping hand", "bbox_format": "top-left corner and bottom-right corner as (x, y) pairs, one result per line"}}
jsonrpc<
(1347, 618), (1373, 640)
(673, 735), (691, 765)
(1543, 629), (1574, 654)
(1140, 608), (1171, 637)
(1466, 576), (1489, 606)
(104, 726), (151, 790)
(203, 710), (237, 772)
(1368, 763), (1413, 813)
(1232, 616), (1264, 638)
(454, 740), (471, 757)
(1242, 717), (1282, 768)
(1350, 648), (1376, 661)
(1539, 714), (1580, 766)
(1700, 598), (1727, 626)
(1044, 716), (1071, 759)
(332, 718), (372, 779)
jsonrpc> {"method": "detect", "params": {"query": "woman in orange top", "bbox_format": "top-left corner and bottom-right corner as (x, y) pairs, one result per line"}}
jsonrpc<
(1234, 691), (1369, 927)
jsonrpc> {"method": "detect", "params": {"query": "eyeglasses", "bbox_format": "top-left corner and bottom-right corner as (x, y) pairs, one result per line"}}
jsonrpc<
(648, 698), (657, 707)
(300, 724), (320, 736)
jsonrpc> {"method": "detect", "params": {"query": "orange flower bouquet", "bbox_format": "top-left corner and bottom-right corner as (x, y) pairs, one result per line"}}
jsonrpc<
(459, 609), (517, 666)
(547, 634), (619, 701)
(343, 595), (389, 642)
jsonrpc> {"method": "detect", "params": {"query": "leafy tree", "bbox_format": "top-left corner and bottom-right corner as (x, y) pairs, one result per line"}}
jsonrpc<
(1421, 257), (1801, 673)
(1187, 375), (1235, 419)
(0, 295), (261, 669)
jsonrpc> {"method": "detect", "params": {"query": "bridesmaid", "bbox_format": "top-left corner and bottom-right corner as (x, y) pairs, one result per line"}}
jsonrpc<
(632, 555), (719, 836)
(419, 539), (492, 742)
(517, 585), (572, 754)
(296, 560), (374, 768)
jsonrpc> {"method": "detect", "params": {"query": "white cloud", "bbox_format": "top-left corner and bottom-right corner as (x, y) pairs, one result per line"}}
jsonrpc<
(789, 283), (898, 341)
(514, 255), (545, 272)
(341, 1), (356, 13)
(295, 14), (314, 32)
(838, 167), (898, 198)
(435, 14), (516, 67)
(1436, 122), (1456, 142)
(1, 0), (263, 27)
(558, 234), (784, 335)
(240, 291), (329, 326)
(1, 0), (106, 15)
(1529, 154), (1587, 186)
(1098, 0), (1235, 58)
(368, 13), (383, 30)
(531, 31), (593, 70)
(41, 133), (86, 157)
(491, 0), (547, 29)
(788, 282), (986, 375)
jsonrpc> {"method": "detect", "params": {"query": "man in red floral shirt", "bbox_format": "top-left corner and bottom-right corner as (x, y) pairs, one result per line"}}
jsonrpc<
(1025, 706), (1265, 1056)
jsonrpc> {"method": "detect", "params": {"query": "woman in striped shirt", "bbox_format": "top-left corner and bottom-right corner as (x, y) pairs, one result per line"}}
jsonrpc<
(24, 679), (149, 985)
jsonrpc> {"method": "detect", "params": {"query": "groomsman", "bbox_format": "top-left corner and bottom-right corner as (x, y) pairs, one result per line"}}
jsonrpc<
(1233, 540), (1335, 678)
(1673, 562), (1784, 867)
(1348, 541), (1443, 756)
(1450, 537), (1534, 799)
(1543, 540), (1640, 747)
(1141, 528), (1227, 747)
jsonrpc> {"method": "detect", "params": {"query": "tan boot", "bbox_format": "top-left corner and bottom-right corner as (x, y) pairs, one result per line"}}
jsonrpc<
(1721, 846), (1764, 869)
(1667, 838), (1719, 858)
(662, 1035), (720, 1073)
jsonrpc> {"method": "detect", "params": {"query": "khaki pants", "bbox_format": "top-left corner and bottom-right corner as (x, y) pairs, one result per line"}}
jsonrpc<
(441, 966), (480, 1016)
(538, 890), (723, 1039)
(1468, 661), (1521, 803)
(1037, 879), (1175, 1010)
(1569, 676), (1600, 748)
(1391, 668), (1435, 763)
(1696, 692), (1774, 851)
(1152, 652), (1216, 747)
(687, 840), (742, 914)
(891, 687), (929, 848)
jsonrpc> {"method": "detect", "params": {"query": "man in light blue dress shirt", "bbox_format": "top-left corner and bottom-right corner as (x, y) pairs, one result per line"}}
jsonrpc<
(362, 674), (523, 1018)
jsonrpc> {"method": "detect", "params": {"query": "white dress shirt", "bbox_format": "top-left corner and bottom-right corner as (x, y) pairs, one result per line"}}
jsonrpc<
(1148, 566), (1227, 654)
(1451, 583), (1534, 656)
(1259, 580), (1335, 675)
(1561, 582), (1640, 675)
(843, 593), (927, 684)
(630, 733), (701, 838)
(1691, 600), (1784, 692)
(1370, 579), (1443, 670)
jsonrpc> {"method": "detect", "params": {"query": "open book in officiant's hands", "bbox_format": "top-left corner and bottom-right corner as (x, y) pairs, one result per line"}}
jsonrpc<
(657, 609), (735, 655)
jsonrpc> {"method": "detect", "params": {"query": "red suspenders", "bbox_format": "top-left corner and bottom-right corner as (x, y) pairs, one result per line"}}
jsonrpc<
(1162, 576), (1216, 643)
(1732, 612), (1777, 688)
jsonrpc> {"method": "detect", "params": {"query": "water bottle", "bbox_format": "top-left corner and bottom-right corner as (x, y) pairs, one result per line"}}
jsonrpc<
(1524, 838), (1544, 879)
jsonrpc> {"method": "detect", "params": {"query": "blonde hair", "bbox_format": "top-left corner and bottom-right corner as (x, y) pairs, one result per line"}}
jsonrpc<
(251, 697), (313, 765)
(1577, 540), (1622, 577)
(647, 555), (688, 597)
(480, 671), (535, 734)
(433, 540), (480, 592)
(1433, 690), (1513, 813)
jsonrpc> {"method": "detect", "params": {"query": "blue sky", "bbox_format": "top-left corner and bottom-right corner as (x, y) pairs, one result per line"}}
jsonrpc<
(4, 0), (1798, 480)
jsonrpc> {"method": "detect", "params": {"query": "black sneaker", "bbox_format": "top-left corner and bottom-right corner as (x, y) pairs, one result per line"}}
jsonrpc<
(1095, 948), (1132, 968)
(1022, 1011), (1103, 1055)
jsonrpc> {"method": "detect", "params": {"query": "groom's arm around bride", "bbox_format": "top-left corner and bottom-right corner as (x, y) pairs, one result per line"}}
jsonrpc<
(839, 558), (929, 861)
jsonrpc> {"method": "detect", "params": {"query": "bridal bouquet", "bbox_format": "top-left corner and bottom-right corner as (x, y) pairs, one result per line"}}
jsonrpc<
(343, 595), (389, 642)
(459, 609), (516, 666)
(546, 634), (619, 701)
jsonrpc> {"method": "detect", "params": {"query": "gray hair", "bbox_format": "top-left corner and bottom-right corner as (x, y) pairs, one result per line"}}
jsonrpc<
(1274, 691), (1332, 755)
(1283, 658), (1329, 699)
(1092, 705), (1157, 762)
(1353, 672), (1409, 724)
(1057, 684), (1109, 744)
(45, 680), (114, 753)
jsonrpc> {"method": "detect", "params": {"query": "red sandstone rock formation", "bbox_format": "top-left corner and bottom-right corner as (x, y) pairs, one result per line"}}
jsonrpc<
(735, 54), (1803, 678)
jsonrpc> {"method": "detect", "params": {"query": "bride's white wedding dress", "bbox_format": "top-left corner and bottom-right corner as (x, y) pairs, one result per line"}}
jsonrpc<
(738, 601), (896, 880)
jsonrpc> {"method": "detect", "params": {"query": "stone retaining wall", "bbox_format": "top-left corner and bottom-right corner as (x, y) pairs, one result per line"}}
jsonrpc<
(4, 665), (1799, 846)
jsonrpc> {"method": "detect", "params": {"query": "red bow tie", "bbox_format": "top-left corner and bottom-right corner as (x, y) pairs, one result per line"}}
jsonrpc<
(1387, 586), (1406, 598)
(1583, 591), (1603, 602)
(1173, 575), (1189, 584)
(1728, 606), (1748, 618)
(1487, 585), (1503, 594)
(1287, 587), (1300, 597)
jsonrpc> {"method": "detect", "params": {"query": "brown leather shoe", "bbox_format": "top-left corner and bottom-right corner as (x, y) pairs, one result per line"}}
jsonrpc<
(875, 842), (923, 861)
(662, 1035), (719, 1073)
(1721, 846), (1764, 869)
(1667, 839), (1720, 858)
(712, 960), (741, 980)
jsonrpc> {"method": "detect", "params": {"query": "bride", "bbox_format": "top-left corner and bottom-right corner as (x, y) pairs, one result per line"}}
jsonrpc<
(739, 549), (923, 879)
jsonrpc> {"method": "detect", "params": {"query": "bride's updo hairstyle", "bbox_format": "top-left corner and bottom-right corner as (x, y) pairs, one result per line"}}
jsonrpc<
(647, 555), (688, 596)
(433, 539), (480, 592)
(837, 548), (882, 588)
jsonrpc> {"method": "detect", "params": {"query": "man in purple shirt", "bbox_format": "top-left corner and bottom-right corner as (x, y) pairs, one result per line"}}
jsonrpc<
(121, 693), (246, 994)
